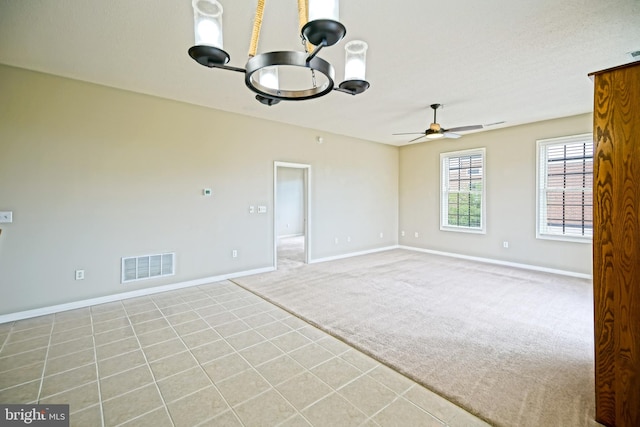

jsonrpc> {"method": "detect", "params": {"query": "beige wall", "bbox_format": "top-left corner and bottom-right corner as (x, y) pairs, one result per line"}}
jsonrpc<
(399, 113), (593, 275)
(0, 65), (399, 314)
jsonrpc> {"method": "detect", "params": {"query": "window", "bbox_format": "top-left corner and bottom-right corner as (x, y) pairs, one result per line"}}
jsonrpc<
(537, 134), (593, 242)
(440, 148), (485, 233)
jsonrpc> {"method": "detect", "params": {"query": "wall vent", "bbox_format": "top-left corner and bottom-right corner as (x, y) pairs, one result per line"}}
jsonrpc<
(121, 252), (175, 284)
(629, 50), (640, 60)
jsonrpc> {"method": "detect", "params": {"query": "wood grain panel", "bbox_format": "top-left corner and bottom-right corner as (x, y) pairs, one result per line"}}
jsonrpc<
(592, 61), (640, 427)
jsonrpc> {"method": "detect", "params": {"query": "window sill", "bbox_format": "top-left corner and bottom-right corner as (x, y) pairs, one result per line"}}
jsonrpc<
(536, 234), (592, 244)
(440, 226), (486, 235)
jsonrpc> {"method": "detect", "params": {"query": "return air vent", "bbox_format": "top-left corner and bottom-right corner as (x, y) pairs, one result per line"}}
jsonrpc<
(629, 50), (640, 60)
(122, 252), (175, 283)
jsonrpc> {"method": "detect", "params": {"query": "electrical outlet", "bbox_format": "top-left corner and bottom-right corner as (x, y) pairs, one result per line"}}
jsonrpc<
(232, 250), (238, 258)
(249, 206), (255, 214)
(401, 231), (405, 237)
(334, 237), (339, 244)
(503, 241), (509, 248)
(347, 236), (351, 243)
(379, 232), (384, 238)
(414, 232), (419, 238)
(75, 270), (85, 280)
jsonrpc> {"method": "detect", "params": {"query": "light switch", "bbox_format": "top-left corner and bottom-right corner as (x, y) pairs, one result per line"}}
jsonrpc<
(0, 212), (12, 223)
(258, 206), (267, 213)
(249, 206), (255, 214)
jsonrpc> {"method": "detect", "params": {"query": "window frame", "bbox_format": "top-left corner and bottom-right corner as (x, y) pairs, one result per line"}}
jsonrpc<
(440, 147), (486, 234)
(536, 133), (593, 243)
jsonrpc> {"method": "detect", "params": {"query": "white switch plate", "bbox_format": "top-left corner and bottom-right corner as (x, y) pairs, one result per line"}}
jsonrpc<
(75, 270), (85, 280)
(257, 206), (267, 213)
(203, 188), (212, 196)
(249, 206), (255, 213)
(0, 212), (12, 223)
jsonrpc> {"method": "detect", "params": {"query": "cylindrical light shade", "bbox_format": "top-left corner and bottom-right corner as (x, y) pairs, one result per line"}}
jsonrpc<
(258, 66), (279, 90)
(192, 0), (224, 49)
(308, 0), (339, 22)
(344, 40), (368, 81)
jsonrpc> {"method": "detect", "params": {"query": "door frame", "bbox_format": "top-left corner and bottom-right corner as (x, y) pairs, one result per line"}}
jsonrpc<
(273, 161), (311, 269)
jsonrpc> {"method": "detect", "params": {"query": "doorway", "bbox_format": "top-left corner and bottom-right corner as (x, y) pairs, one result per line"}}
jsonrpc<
(274, 162), (310, 270)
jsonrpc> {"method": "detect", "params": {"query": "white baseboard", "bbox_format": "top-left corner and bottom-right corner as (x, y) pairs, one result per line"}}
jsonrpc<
(0, 266), (275, 324)
(399, 245), (592, 279)
(309, 245), (400, 264)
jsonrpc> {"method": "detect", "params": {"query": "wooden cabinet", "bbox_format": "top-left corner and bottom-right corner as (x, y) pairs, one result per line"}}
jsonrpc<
(590, 61), (640, 427)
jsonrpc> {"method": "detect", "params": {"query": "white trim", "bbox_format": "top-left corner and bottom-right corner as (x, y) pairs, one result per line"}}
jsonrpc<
(0, 266), (275, 324)
(440, 147), (486, 233)
(274, 161), (311, 269)
(309, 245), (399, 264)
(536, 133), (593, 243)
(399, 245), (591, 279)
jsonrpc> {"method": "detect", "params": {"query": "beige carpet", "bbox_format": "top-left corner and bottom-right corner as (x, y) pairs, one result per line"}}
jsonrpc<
(232, 249), (598, 427)
(277, 235), (306, 267)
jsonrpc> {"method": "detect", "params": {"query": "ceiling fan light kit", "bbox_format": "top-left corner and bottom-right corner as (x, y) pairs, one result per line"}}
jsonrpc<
(188, 0), (370, 105)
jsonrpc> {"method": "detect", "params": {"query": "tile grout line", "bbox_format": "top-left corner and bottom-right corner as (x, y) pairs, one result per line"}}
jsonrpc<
(0, 325), (12, 354)
(34, 320), (54, 403)
(121, 300), (176, 427)
(90, 303), (112, 427)
(398, 384), (452, 426)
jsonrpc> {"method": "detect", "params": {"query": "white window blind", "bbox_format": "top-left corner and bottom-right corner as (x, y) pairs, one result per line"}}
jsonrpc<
(537, 134), (593, 242)
(440, 148), (486, 233)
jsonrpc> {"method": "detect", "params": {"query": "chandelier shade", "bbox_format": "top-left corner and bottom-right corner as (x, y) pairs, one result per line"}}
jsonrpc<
(192, 0), (224, 49)
(344, 41), (368, 81)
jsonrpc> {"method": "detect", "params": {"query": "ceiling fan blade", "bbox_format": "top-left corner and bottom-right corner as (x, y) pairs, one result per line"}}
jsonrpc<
(393, 132), (426, 135)
(408, 135), (426, 143)
(443, 132), (461, 139)
(445, 124), (484, 133)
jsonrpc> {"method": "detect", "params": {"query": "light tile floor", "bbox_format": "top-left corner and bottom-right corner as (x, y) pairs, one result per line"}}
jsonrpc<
(0, 280), (489, 427)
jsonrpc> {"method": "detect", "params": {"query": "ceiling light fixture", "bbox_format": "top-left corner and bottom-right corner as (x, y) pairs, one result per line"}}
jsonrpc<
(188, 0), (370, 106)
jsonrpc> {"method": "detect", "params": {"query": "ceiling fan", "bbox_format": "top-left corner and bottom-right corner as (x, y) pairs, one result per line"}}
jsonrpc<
(394, 104), (498, 143)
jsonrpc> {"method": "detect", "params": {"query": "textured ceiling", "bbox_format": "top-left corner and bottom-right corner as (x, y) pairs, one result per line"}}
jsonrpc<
(1, 0), (639, 145)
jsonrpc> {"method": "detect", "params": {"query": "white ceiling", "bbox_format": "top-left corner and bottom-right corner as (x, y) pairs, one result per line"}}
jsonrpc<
(1, 0), (638, 145)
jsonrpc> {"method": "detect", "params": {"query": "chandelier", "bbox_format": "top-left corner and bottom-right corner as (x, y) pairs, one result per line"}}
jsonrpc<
(188, 0), (370, 105)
